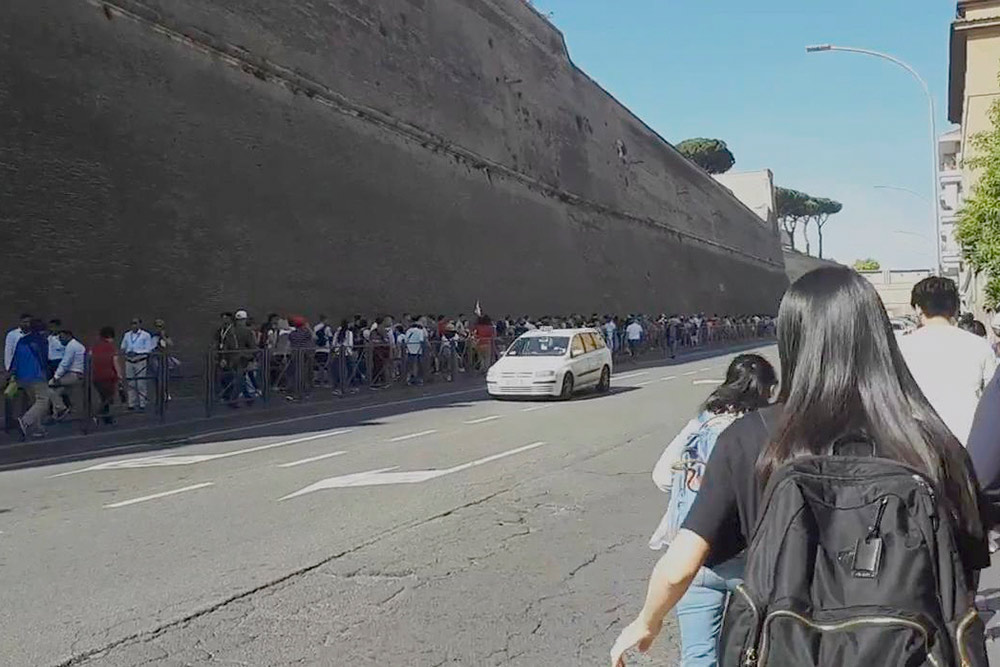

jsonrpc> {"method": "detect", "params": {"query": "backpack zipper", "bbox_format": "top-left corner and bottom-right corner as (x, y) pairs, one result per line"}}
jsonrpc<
(755, 610), (939, 667)
(733, 584), (762, 666)
(955, 607), (978, 667)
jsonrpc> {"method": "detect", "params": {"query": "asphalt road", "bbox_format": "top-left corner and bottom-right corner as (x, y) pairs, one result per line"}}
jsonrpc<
(1, 345), (758, 666)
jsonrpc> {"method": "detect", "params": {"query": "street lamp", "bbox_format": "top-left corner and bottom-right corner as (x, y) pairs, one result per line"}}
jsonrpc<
(873, 185), (930, 202)
(806, 44), (942, 275)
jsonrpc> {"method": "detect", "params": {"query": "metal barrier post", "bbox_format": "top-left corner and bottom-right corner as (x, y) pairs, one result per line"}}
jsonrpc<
(158, 352), (168, 423)
(205, 350), (214, 417)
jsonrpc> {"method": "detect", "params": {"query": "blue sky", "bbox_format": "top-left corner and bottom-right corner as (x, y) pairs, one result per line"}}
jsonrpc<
(531, 0), (955, 268)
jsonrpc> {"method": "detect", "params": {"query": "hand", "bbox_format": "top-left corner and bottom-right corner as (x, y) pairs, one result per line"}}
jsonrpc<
(610, 616), (661, 667)
(48, 379), (57, 387)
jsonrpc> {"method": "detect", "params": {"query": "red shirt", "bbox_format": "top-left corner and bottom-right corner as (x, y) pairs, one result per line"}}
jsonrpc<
(473, 323), (495, 342)
(91, 339), (118, 383)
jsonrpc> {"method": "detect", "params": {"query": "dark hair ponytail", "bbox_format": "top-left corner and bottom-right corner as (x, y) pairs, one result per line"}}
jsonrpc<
(703, 353), (777, 415)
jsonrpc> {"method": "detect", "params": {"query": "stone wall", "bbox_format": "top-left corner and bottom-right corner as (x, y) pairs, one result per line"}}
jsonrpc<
(0, 0), (787, 355)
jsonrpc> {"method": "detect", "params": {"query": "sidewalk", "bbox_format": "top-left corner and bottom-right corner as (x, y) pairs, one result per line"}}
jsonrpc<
(0, 339), (773, 471)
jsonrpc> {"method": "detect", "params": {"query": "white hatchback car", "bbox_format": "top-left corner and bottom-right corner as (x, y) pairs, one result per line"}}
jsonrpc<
(487, 328), (613, 399)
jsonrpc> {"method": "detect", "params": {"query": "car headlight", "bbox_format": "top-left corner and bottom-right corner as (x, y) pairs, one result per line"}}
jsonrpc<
(535, 370), (556, 378)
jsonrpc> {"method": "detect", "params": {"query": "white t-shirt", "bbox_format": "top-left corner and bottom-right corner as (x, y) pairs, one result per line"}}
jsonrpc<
(404, 327), (427, 354)
(626, 322), (643, 341)
(898, 324), (998, 445)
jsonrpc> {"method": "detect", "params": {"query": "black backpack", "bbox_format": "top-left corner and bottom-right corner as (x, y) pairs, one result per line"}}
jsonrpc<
(720, 454), (987, 667)
(315, 326), (329, 348)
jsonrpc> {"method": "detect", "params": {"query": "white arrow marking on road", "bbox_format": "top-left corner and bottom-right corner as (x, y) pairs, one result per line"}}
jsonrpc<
(280, 441), (546, 500)
(52, 429), (354, 475)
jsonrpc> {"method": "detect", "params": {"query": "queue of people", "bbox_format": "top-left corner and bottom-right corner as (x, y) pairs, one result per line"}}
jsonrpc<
(612, 270), (1000, 667)
(3, 315), (174, 437)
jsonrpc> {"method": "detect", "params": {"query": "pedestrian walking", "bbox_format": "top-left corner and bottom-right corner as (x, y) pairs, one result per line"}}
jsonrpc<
(91, 326), (123, 425)
(626, 318), (643, 357)
(898, 276), (997, 445)
(648, 353), (777, 666)
(48, 329), (85, 420)
(10, 319), (50, 438)
(120, 318), (153, 410)
(4, 313), (31, 432)
(611, 267), (989, 667)
(47, 318), (64, 379)
(404, 320), (427, 385)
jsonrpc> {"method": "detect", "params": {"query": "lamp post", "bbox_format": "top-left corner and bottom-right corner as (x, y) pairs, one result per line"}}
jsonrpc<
(806, 44), (942, 275)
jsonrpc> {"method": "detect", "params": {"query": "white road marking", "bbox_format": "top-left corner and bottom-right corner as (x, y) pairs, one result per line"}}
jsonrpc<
(659, 376), (677, 382)
(521, 405), (553, 413)
(278, 450), (348, 468)
(614, 371), (649, 380)
(190, 389), (485, 441)
(637, 379), (657, 386)
(387, 429), (438, 443)
(53, 429), (354, 476)
(698, 367), (711, 372)
(281, 442), (546, 498)
(682, 371), (697, 376)
(463, 415), (501, 425)
(693, 379), (725, 385)
(104, 482), (214, 509)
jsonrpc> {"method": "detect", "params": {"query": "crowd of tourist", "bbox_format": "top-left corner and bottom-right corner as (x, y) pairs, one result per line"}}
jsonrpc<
(1, 308), (773, 437)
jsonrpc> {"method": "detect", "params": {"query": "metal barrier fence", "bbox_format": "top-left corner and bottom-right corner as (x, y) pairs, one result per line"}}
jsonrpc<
(3, 325), (773, 437)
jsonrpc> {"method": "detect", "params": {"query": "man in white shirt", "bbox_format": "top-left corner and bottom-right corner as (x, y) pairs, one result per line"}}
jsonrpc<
(404, 322), (427, 385)
(898, 277), (997, 445)
(49, 330), (86, 418)
(120, 317), (154, 410)
(4, 313), (31, 373)
(626, 319), (644, 357)
(47, 318), (65, 379)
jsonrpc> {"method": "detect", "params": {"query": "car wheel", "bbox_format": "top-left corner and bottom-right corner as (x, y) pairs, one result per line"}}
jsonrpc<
(596, 366), (611, 393)
(559, 373), (575, 400)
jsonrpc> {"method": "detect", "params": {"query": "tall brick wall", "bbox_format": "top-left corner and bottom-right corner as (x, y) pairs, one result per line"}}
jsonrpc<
(0, 0), (787, 357)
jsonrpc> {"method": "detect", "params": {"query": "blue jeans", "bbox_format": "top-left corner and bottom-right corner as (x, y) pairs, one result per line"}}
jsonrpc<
(675, 557), (745, 667)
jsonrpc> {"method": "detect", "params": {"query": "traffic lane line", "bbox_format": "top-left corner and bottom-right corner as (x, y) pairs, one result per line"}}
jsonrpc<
(50, 429), (355, 477)
(693, 379), (725, 385)
(103, 482), (215, 509)
(521, 405), (553, 413)
(387, 429), (438, 443)
(636, 379), (657, 386)
(278, 451), (347, 468)
(613, 371), (649, 381)
(682, 371), (697, 376)
(463, 415), (502, 425)
(658, 376), (677, 382)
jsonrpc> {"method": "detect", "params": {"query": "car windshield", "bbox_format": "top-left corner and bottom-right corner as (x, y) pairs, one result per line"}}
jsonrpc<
(506, 335), (569, 357)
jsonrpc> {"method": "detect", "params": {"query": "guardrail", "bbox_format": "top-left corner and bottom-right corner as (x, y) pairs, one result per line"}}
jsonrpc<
(2, 325), (773, 439)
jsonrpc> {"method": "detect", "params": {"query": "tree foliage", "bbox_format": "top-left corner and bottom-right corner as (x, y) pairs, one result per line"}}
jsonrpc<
(676, 138), (736, 174)
(956, 81), (1000, 310)
(853, 258), (881, 271)
(775, 187), (842, 257)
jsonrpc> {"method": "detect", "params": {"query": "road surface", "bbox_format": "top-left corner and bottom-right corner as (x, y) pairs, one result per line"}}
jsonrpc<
(2, 347), (764, 666)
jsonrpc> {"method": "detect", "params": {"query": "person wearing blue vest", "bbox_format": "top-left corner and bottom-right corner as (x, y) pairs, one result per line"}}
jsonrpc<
(10, 318), (51, 438)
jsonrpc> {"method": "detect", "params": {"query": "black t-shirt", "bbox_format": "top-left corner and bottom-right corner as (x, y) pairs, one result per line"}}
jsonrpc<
(682, 404), (991, 574)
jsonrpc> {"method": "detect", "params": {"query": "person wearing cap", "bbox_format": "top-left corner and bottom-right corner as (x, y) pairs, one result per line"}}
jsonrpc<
(121, 317), (153, 410)
(218, 310), (257, 405)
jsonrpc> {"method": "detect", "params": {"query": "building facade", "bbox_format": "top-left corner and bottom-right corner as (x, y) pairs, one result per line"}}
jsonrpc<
(948, 0), (1000, 314)
(938, 127), (963, 280)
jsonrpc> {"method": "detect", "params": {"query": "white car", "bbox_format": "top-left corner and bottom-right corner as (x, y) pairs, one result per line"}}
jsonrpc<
(487, 328), (613, 399)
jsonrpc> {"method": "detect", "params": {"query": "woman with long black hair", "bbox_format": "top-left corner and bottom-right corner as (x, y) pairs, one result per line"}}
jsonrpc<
(611, 266), (989, 666)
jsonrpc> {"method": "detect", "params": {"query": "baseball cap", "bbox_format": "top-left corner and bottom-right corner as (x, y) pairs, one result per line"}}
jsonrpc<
(235, 310), (248, 320)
